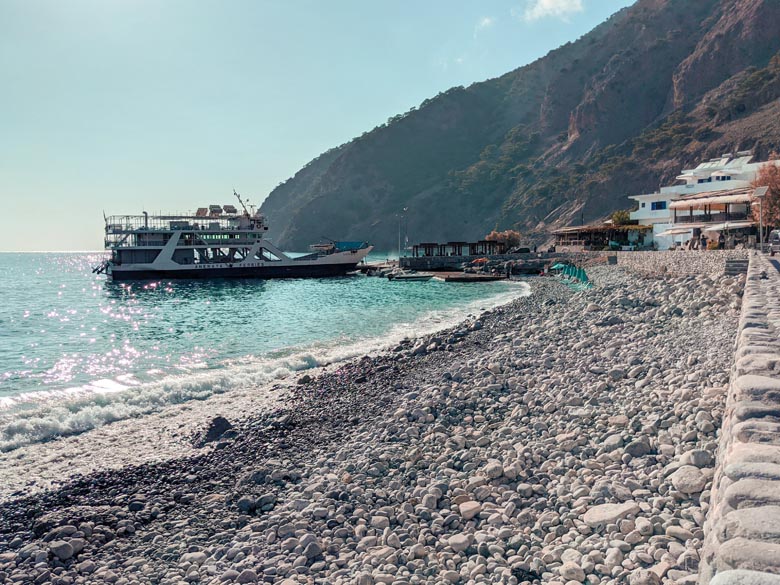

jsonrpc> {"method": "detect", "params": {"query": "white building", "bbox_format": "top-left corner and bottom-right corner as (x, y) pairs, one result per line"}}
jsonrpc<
(628, 192), (676, 250)
(629, 151), (771, 249)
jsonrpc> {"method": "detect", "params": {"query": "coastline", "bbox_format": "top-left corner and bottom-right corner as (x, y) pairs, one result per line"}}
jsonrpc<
(0, 280), (530, 499)
(0, 268), (743, 584)
(0, 278), (528, 456)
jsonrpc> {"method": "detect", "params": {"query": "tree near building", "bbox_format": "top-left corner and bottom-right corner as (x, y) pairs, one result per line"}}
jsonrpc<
(609, 209), (631, 225)
(752, 157), (780, 229)
(485, 230), (523, 247)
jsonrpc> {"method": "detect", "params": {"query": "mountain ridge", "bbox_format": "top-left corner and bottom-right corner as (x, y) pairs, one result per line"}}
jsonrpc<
(261, 0), (780, 250)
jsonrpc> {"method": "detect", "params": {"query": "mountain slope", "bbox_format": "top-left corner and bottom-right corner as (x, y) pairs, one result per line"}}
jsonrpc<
(261, 0), (780, 250)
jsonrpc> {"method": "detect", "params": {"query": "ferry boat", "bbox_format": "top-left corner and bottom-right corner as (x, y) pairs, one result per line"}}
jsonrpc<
(95, 192), (372, 281)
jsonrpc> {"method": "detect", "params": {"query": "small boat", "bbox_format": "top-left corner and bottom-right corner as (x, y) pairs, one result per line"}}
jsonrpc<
(387, 271), (434, 282)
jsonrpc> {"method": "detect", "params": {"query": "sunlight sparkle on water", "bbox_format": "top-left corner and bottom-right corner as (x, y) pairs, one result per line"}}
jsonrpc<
(0, 252), (525, 405)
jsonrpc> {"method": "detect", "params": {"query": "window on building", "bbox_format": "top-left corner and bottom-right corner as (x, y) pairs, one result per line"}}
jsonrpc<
(651, 201), (667, 211)
(641, 202), (646, 208)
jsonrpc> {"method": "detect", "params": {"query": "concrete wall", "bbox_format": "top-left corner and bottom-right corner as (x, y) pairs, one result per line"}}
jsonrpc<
(402, 249), (749, 277)
(401, 250), (624, 272)
(617, 250), (749, 276)
(699, 253), (780, 583)
(400, 252), (564, 271)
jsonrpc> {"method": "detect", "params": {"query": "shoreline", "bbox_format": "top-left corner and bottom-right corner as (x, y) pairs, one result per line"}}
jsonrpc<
(0, 268), (743, 584)
(0, 279), (528, 456)
(0, 280), (530, 500)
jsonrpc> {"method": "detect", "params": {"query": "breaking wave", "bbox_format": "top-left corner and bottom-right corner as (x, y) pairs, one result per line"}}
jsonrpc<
(0, 282), (529, 452)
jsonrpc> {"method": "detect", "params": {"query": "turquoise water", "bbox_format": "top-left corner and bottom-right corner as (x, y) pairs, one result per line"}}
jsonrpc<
(0, 252), (527, 450)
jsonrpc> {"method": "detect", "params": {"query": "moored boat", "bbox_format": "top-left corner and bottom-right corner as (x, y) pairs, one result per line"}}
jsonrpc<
(387, 271), (434, 282)
(95, 192), (372, 281)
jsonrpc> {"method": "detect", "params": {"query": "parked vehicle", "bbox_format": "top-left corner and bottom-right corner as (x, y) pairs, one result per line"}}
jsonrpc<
(769, 230), (780, 256)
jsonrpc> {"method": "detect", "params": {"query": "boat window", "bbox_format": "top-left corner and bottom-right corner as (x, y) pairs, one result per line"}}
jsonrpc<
(255, 248), (281, 262)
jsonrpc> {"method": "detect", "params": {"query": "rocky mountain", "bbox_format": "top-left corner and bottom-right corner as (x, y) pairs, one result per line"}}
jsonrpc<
(260, 0), (780, 251)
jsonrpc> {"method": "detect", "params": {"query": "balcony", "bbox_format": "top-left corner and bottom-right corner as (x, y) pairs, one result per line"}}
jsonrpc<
(675, 211), (750, 224)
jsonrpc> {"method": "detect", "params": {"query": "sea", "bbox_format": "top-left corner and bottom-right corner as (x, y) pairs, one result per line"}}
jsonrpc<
(0, 252), (529, 452)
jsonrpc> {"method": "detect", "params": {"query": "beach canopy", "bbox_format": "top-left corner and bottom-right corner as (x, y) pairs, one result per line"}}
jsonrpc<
(550, 263), (566, 270)
(656, 227), (693, 237)
(557, 264), (592, 288)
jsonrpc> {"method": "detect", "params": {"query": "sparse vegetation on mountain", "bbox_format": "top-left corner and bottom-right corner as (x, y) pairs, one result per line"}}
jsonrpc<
(261, 0), (780, 250)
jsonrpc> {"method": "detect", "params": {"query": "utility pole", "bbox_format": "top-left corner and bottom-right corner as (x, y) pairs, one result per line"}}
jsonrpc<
(398, 214), (401, 263)
(755, 186), (768, 252)
(398, 207), (408, 262)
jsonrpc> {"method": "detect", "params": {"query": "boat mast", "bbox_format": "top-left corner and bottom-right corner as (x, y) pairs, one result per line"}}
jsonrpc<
(234, 189), (250, 215)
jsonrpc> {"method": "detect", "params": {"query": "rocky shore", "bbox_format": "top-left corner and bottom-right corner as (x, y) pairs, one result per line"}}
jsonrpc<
(0, 265), (745, 585)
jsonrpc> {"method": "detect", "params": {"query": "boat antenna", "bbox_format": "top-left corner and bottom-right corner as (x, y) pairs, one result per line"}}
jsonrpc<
(234, 189), (250, 215)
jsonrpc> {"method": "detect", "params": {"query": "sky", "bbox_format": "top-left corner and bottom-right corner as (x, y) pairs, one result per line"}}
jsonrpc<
(0, 0), (634, 251)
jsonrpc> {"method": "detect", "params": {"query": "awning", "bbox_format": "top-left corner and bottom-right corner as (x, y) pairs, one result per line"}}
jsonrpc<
(552, 224), (653, 234)
(669, 193), (752, 209)
(656, 227), (693, 237)
(703, 221), (756, 232)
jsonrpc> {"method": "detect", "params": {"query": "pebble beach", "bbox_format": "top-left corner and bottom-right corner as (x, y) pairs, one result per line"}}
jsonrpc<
(0, 263), (747, 585)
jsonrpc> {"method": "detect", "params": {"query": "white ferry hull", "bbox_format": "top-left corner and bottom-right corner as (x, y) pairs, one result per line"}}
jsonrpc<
(101, 201), (373, 282)
(109, 257), (367, 281)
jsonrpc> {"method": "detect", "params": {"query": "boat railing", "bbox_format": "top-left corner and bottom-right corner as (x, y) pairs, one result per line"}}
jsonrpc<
(107, 238), (262, 248)
(105, 214), (265, 232)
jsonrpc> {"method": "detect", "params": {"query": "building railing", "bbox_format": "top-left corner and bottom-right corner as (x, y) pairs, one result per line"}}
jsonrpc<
(674, 211), (750, 224)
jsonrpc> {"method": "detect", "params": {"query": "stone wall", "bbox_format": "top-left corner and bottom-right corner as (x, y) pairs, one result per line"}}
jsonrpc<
(401, 253), (549, 271)
(699, 252), (780, 584)
(617, 251), (749, 276)
(400, 251), (605, 271)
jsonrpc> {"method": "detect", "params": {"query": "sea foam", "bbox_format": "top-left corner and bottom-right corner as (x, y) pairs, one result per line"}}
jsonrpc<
(0, 283), (530, 452)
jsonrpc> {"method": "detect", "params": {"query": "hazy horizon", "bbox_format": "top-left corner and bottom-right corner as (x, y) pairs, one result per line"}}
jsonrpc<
(1, 0), (633, 251)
